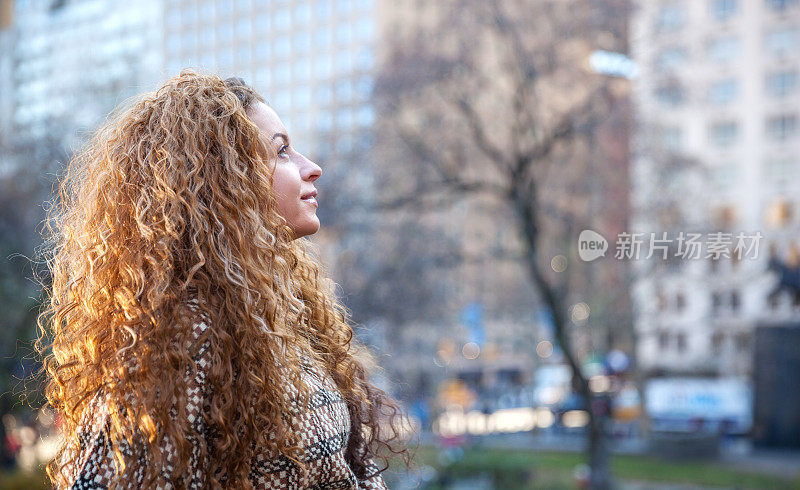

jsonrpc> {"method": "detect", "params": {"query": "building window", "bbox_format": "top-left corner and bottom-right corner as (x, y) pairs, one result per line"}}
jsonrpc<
(294, 85), (312, 109)
(712, 164), (739, 191)
(735, 333), (750, 352)
(355, 76), (373, 100)
(710, 0), (738, 20)
(273, 37), (290, 58)
(274, 64), (290, 85)
(294, 3), (312, 25)
(237, 17), (252, 38)
(766, 0), (799, 11)
(316, 111), (333, 132)
(676, 293), (686, 311)
(662, 127), (684, 151)
(218, 48), (233, 68)
(335, 78), (353, 100)
(184, 7), (198, 25)
(707, 36), (741, 63)
(676, 333), (687, 352)
(731, 290), (741, 311)
(236, 42), (252, 66)
(766, 69), (799, 97)
(766, 114), (798, 140)
(201, 2), (215, 22)
(294, 58), (311, 82)
(654, 47), (688, 71)
(315, 0), (332, 20)
(765, 27), (799, 56)
(314, 28), (333, 50)
(201, 29), (214, 48)
(355, 17), (374, 40)
(295, 31), (311, 53)
(218, 22), (234, 46)
(256, 8), (271, 31)
(183, 30), (198, 52)
(336, 22), (352, 44)
(707, 78), (739, 104)
(314, 56), (333, 79)
(166, 34), (181, 54)
(273, 89), (291, 113)
(655, 82), (686, 106)
(356, 104), (375, 127)
(315, 84), (333, 105)
(355, 46), (374, 72)
(337, 133), (354, 154)
(711, 332), (724, 353)
(655, 3), (688, 32)
(335, 107), (353, 127)
(356, 132), (374, 151)
(709, 121), (739, 146)
(254, 41), (270, 61)
(274, 9), (291, 30)
(166, 8), (181, 29)
(335, 50), (353, 74)
(765, 157), (797, 183)
(712, 291), (722, 313)
(658, 331), (669, 349)
(294, 111), (311, 133)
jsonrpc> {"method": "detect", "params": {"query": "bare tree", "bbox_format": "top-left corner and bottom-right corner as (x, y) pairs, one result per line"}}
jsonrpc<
(372, 0), (631, 487)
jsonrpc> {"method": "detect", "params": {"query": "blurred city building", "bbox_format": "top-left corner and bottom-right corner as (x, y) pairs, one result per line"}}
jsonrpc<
(0, 0), (637, 435)
(0, 2), (15, 159)
(0, 0), (162, 169)
(631, 0), (800, 379)
(161, 0), (377, 166)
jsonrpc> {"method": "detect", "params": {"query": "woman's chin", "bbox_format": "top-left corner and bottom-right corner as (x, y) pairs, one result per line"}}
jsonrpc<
(291, 218), (321, 239)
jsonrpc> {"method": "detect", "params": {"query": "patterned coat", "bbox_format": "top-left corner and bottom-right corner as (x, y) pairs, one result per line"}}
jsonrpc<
(61, 319), (388, 489)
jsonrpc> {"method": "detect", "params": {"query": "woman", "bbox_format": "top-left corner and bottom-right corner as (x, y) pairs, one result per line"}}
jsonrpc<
(37, 71), (409, 489)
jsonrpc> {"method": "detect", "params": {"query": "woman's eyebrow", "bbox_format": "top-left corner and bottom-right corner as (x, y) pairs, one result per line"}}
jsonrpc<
(272, 133), (289, 143)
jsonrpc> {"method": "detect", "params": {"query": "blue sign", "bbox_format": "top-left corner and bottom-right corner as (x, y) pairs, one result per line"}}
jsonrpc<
(461, 302), (485, 346)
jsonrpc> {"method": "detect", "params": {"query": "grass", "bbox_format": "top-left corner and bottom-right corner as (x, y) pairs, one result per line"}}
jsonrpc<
(398, 445), (800, 489)
(0, 466), (50, 490)
(3, 446), (799, 489)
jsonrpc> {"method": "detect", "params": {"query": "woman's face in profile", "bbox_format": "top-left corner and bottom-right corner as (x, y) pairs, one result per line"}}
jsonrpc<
(247, 102), (322, 239)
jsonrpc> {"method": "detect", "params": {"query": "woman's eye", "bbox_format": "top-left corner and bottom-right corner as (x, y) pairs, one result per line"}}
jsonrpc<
(278, 145), (289, 158)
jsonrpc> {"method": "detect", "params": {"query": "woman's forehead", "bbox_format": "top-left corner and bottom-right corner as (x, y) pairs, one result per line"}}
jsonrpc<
(248, 102), (287, 137)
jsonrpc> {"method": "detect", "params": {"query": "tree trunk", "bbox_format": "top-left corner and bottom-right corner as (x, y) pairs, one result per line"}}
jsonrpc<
(516, 194), (612, 489)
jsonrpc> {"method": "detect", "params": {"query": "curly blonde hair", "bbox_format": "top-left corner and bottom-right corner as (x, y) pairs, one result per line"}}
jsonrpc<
(36, 70), (409, 488)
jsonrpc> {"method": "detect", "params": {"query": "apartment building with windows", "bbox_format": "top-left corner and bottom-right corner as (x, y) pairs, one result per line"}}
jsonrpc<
(631, 0), (800, 376)
(0, 0), (162, 157)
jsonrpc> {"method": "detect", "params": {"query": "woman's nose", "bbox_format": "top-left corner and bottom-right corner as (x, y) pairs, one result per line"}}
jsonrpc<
(301, 155), (322, 182)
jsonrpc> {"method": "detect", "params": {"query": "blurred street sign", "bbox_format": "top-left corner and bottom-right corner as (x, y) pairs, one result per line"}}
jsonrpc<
(461, 302), (485, 346)
(645, 377), (752, 433)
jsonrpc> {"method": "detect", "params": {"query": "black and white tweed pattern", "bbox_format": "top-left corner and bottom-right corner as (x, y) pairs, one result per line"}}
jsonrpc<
(61, 319), (387, 489)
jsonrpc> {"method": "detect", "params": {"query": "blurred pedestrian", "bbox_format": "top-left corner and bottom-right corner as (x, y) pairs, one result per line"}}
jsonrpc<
(36, 70), (410, 489)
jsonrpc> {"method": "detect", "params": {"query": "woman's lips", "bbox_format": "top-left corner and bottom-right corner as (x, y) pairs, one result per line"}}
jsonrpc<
(301, 190), (318, 206)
